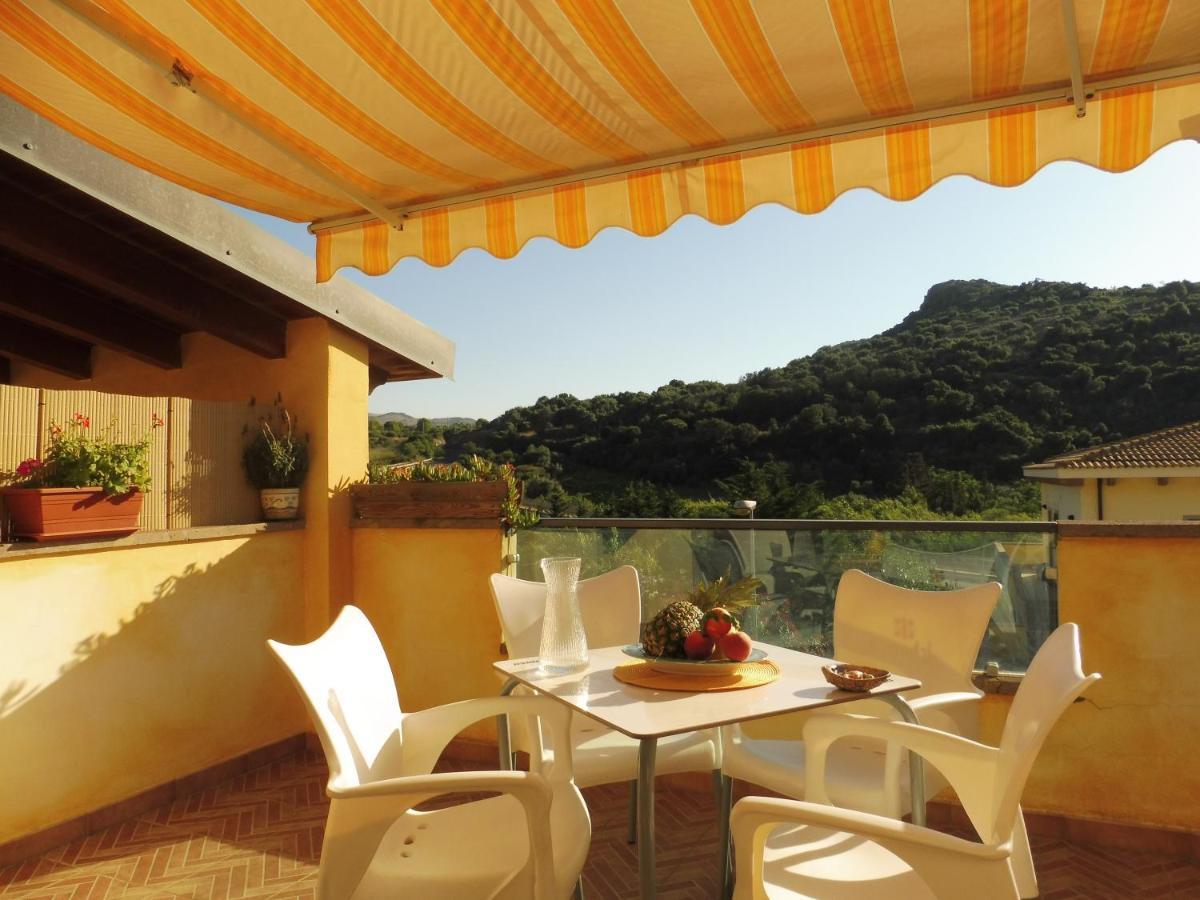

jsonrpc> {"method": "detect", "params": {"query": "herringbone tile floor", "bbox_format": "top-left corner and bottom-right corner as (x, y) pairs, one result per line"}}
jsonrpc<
(3, 750), (1198, 898)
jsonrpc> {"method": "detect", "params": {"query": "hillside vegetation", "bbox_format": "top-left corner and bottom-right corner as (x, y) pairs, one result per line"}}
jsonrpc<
(371, 279), (1200, 519)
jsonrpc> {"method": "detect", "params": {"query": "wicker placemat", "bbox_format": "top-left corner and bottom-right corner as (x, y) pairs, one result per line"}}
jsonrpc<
(612, 659), (781, 692)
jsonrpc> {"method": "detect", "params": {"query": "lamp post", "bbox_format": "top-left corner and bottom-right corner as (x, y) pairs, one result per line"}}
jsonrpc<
(733, 499), (758, 633)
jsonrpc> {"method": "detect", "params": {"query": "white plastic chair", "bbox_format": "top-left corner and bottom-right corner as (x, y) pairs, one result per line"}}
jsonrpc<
(731, 622), (1100, 899)
(490, 566), (721, 836)
(268, 605), (591, 900)
(723, 569), (1001, 819)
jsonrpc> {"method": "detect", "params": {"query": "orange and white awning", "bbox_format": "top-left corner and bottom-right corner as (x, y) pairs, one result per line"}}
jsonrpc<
(2, 0), (1200, 281)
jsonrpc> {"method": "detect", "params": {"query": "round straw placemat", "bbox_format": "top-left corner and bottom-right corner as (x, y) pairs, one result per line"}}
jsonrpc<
(613, 659), (780, 692)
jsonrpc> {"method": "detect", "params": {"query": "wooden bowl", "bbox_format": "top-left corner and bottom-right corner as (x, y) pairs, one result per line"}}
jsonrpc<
(822, 663), (890, 692)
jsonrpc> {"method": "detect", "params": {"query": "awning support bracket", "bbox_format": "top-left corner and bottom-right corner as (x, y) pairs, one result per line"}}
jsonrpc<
(1060, 0), (1088, 118)
(169, 60), (195, 93)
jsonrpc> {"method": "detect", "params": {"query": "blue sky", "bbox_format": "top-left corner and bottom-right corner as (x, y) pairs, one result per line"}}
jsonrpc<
(242, 140), (1200, 421)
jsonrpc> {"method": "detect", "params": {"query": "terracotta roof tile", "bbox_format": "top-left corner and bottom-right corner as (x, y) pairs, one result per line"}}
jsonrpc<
(1039, 421), (1200, 470)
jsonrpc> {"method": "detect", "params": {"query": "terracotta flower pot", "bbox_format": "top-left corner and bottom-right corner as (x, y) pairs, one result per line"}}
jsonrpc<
(2, 487), (143, 542)
(260, 487), (301, 520)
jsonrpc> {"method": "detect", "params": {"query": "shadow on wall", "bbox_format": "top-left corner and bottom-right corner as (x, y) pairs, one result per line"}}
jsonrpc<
(0, 535), (308, 844)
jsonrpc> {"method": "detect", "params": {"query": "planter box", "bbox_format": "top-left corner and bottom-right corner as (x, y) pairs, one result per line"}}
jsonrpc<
(350, 481), (508, 528)
(2, 487), (144, 542)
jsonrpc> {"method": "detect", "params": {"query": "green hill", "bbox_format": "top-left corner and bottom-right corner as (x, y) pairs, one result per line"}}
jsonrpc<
(369, 412), (477, 427)
(406, 279), (1200, 518)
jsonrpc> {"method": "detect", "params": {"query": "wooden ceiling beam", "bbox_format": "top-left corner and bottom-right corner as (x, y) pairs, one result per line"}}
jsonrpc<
(0, 312), (91, 379)
(368, 365), (390, 391)
(0, 255), (183, 369)
(0, 190), (287, 359)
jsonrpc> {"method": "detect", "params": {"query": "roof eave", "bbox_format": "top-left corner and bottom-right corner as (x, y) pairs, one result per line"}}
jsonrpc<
(1024, 464), (1200, 479)
(0, 96), (454, 383)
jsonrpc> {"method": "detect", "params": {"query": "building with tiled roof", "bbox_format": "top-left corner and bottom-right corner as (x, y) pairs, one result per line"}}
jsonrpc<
(1024, 421), (1200, 521)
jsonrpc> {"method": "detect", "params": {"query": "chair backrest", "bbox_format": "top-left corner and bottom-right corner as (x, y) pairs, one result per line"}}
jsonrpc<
(490, 565), (641, 658)
(952, 623), (1100, 845)
(833, 569), (1001, 698)
(267, 606), (404, 789)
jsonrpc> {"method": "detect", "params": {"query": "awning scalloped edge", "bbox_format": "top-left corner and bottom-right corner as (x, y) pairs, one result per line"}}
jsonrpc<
(314, 80), (1200, 282)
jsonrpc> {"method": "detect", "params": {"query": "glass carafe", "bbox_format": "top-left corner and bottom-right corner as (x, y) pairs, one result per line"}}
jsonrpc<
(538, 557), (588, 674)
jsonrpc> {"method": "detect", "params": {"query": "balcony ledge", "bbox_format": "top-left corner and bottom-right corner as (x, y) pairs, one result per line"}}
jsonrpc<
(0, 520), (304, 561)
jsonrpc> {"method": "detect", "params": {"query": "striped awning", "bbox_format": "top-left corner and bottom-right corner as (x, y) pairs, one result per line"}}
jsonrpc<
(2, 1), (1200, 281)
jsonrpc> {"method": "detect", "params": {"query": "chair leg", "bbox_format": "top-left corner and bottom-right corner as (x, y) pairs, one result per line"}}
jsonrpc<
(715, 772), (733, 899)
(1011, 806), (1038, 899)
(626, 779), (638, 843)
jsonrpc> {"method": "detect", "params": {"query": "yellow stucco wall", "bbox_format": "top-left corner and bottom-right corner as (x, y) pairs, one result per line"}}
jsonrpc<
(11, 319), (369, 639)
(1100, 478), (1200, 521)
(1039, 481), (1093, 521)
(0, 532), (309, 844)
(976, 534), (1200, 831)
(351, 527), (507, 743)
(1039, 476), (1200, 522)
(2, 318), (372, 844)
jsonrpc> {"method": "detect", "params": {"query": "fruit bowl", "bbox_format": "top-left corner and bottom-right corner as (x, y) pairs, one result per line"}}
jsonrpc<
(622, 644), (768, 677)
(822, 663), (890, 692)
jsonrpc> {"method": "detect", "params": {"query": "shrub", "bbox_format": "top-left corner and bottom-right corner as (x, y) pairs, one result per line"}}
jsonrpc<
(243, 408), (309, 489)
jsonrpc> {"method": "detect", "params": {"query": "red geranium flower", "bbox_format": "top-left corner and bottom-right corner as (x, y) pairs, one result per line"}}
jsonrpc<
(15, 458), (43, 478)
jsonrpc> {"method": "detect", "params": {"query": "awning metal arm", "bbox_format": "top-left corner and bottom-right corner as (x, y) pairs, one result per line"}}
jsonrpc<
(51, 0), (407, 231)
(1060, 0), (1088, 118)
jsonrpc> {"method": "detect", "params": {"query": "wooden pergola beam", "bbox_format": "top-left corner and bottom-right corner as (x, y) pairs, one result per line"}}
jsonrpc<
(368, 365), (390, 391)
(0, 312), (91, 379)
(0, 255), (183, 369)
(0, 190), (288, 359)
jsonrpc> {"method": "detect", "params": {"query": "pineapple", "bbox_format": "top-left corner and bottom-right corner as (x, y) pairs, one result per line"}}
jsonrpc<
(641, 600), (703, 658)
(687, 573), (763, 614)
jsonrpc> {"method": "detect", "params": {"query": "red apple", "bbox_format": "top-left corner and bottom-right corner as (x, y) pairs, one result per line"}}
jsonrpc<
(703, 607), (738, 639)
(719, 630), (753, 662)
(683, 630), (715, 660)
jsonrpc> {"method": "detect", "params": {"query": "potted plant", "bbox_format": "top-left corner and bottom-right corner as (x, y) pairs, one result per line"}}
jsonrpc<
(242, 405), (309, 521)
(1, 411), (162, 541)
(351, 455), (539, 531)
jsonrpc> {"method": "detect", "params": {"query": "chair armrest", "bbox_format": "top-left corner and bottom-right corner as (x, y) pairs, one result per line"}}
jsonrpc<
(907, 691), (983, 741)
(330, 768), (551, 803)
(906, 691), (981, 713)
(730, 796), (1009, 900)
(328, 769), (557, 900)
(401, 694), (573, 782)
(802, 714), (999, 827)
(731, 795), (1006, 857)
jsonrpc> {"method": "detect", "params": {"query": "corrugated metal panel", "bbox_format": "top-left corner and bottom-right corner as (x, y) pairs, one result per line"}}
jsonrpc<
(173, 398), (260, 527)
(2, 387), (257, 536)
(0, 385), (41, 541)
(0, 385), (40, 463)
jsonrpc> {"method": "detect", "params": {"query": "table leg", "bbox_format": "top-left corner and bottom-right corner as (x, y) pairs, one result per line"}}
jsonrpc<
(637, 738), (657, 900)
(716, 772), (733, 899)
(878, 693), (926, 827)
(497, 677), (518, 771)
(627, 780), (638, 844)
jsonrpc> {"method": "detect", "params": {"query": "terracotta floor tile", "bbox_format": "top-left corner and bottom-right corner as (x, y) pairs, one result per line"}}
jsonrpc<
(5, 750), (1199, 899)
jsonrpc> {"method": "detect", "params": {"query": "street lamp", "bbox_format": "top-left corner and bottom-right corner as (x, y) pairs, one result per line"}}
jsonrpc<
(732, 499), (759, 633)
(732, 499), (757, 518)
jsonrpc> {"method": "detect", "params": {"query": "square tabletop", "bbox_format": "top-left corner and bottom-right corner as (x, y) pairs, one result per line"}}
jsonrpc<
(493, 643), (921, 740)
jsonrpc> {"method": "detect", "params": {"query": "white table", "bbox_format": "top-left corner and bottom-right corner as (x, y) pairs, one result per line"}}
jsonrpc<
(494, 643), (924, 900)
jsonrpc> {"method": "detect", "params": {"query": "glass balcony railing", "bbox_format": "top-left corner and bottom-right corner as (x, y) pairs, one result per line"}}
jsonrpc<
(515, 518), (1057, 674)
